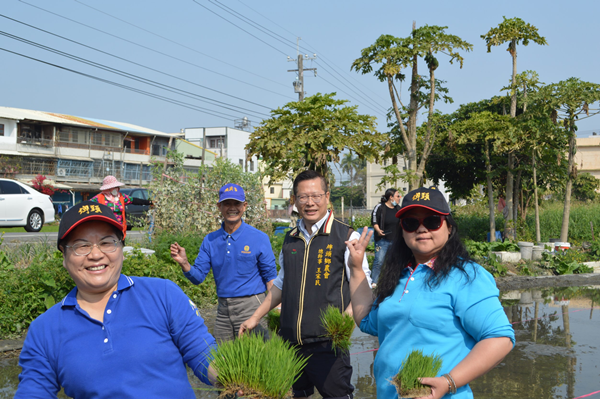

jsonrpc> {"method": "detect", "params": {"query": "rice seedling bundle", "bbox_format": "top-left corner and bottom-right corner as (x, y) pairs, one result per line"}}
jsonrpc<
(392, 349), (443, 398)
(267, 309), (281, 333)
(320, 305), (355, 354)
(210, 333), (307, 399)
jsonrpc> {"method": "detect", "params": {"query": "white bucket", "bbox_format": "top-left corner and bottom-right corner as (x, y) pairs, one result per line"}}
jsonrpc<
(532, 246), (544, 260)
(518, 241), (534, 260)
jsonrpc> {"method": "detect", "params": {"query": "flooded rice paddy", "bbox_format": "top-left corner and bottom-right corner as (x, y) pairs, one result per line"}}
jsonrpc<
(1, 285), (598, 398)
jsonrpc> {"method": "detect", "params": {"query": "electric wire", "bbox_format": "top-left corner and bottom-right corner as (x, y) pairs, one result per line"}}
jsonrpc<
(72, 0), (290, 90)
(209, 0), (389, 113)
(231, 0), (390, 108)
(0, 47), (244, 121)
(0, 30), (270, 119)
(0, 13), (272, 114)
(190, 0), (289, 57)
(18, 0), (292, 100)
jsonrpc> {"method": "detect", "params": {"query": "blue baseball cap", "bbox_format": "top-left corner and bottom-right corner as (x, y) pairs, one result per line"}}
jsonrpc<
(218, 183), (246, 203)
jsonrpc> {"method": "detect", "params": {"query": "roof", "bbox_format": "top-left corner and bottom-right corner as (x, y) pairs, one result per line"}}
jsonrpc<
(0, 106), (174, 138)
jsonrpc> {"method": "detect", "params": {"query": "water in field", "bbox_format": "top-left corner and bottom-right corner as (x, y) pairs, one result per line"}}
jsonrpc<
(1, 286), (599, 399)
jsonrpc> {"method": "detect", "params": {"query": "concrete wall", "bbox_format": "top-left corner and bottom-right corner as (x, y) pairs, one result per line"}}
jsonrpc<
(0, 118), (17, 150)
(575, 136), (600, 180)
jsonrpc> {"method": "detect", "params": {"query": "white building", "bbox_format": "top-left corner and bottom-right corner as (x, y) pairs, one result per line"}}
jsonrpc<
(182, 127), (259, 173)
(366, 159), (450, 209)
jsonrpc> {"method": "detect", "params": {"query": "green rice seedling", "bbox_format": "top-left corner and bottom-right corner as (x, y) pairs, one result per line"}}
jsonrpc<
(267, 309), (281, 333)
(392, 349), (443, 398)
(320, 305), (355, 354)
(209, 333), (307, 398)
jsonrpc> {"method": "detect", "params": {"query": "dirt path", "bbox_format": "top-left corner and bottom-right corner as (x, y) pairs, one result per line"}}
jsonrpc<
(496, 273), (600, 290)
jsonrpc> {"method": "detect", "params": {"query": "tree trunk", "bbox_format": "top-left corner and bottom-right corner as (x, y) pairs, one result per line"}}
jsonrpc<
(504, 153), (515, 240)
(533, 148), (541, 242)
(504, 39), (518, 241)
(513, 168), (522, 239)
(485, 141), (496, 242)
(415, 60), (437, 190)
(560, 129), (576, 242)
(408, 21), (419, 190)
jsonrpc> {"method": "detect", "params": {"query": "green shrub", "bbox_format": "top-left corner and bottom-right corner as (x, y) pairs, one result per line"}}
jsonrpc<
(0, 251), (71, 338)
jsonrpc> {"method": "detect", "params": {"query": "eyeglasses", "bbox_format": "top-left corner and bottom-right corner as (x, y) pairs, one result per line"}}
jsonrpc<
(400, 215), (446, 233)
(65, 239), (121, 256)
(296, 193), (326, 205)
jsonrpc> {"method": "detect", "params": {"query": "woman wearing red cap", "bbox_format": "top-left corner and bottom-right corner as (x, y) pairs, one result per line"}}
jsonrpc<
(345, 186), (514, 399)
(91, 175), (152, 237)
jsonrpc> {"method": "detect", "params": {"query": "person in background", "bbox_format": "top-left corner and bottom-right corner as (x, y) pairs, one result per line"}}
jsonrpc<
(16, 201), (217, 398)
(170, 183), (277, 343)
(370, 188), (401, 288)
(347, 186), (514, 399)
(239, 170), (372, 399)
(91, 175), (153, 237)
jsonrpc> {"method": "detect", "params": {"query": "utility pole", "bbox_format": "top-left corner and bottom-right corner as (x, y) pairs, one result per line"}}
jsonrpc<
(287, 38), (316, 101)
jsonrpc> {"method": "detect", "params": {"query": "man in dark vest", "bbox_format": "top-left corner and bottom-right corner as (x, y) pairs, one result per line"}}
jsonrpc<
(239, 170), (372, 399)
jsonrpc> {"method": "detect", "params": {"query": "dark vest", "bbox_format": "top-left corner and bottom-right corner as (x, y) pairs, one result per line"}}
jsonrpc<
(280, 213), (352, 345)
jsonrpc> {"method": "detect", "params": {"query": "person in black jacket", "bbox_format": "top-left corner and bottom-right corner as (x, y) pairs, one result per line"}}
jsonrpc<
(370, 188), (401, 287)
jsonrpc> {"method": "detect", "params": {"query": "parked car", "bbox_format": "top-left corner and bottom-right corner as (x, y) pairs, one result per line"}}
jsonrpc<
(120, 187), (151, 230)
(0, 178), (55, 232)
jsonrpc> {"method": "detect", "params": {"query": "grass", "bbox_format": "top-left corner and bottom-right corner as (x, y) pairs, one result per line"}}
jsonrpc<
(392, 349), (443, 398)
(209, 333), (307, 399)
(267, 309), (281, 333)
(320, 305), (355, 354)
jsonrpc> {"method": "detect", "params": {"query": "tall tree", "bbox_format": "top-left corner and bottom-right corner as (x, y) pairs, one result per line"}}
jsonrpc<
(246, 93), (382, 182)
(453, 111), (515, 242)
(541, 78), (600, 241)
(352, 24), (472, 190)
(481, 16), (548, 239)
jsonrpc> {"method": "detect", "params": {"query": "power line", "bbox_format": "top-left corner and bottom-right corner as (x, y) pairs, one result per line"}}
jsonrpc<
(0, 47), (247, 121)
(0, 13), (272, 113)
(18, 0), (292, 100)
(190, 0), (289, 57)
(0, 28), (270, 119)
(210, 0), (389, 112)
(72, 0), (290, 90)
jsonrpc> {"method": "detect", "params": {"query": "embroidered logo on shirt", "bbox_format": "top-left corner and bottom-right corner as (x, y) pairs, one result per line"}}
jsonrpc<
(189, 299), (201, 317)
(291, 249), (297, 254)
(241, 245), (251, 254)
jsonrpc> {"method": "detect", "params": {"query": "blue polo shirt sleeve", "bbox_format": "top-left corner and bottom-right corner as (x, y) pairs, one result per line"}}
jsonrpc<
(164, 280), (217, 385)
(184, 239), (212, 285)
(16, 316), (60, 398)
(360, 300), (380, 337)
(257, 234), (277, 284)
(454, 264), (515, 345)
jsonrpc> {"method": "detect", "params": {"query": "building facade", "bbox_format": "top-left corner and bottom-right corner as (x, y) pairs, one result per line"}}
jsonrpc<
(0, 106), (208, 209)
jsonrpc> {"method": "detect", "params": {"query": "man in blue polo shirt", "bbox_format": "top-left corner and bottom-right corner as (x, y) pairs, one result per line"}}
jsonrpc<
(170, 183), (277, 342)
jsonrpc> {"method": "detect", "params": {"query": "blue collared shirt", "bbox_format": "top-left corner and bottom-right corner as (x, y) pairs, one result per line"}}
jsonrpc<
(16, 275), (216, 399)
(360, 262), (515, 399)
(185, 220), (278, 298)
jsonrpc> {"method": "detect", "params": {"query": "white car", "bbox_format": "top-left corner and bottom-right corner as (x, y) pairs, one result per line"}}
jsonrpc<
(0, 178), (56, 232)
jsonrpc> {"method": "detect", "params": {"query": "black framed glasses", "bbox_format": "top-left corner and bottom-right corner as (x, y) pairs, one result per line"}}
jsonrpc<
(65, 239), (121, 256)
(400, 215), (446, 233)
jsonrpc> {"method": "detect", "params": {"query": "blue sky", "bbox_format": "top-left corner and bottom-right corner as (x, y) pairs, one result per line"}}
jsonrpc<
(2, 0), (599, 143)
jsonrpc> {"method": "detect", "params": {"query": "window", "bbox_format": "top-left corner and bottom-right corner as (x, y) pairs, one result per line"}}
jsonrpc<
(0, 124), (4, 136)
(0, 180), (28, 194)
(208, 137), (225, 148)
(250, 160), (254, 172)
(270, 187), (275, 194)
(239, 159), (243, 166)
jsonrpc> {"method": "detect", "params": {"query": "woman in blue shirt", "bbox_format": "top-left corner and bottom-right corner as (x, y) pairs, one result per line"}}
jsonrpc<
(346, 187), (514, 399)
